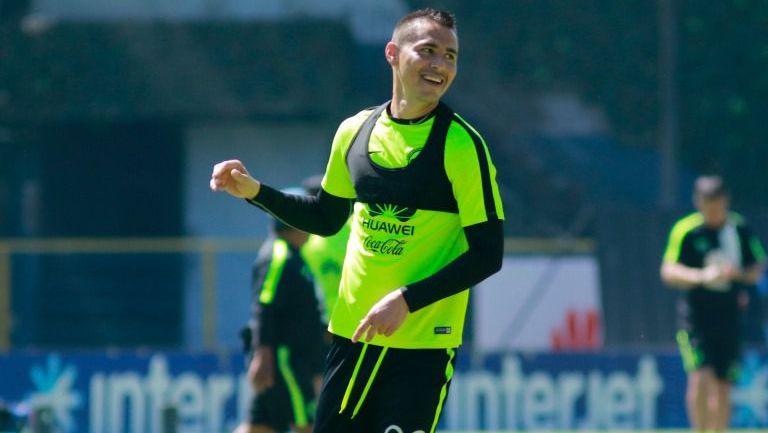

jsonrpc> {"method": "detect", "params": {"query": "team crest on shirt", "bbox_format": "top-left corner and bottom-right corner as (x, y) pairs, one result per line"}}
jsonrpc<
(361, 203), (417, 256)
(694, 237), (710, 254)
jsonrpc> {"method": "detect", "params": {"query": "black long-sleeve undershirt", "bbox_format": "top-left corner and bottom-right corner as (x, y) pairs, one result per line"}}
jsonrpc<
(246, 184), (352, 236)
(401, 218), (504, 311)
(247, 185), (504, 312)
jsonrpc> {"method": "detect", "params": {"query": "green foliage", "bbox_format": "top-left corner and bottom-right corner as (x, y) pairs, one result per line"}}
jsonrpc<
(407, 0), (768, 207)
(0, 21), (357, 122)
(677, 0), (768, 205)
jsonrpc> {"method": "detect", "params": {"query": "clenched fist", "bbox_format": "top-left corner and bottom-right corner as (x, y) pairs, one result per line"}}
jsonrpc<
(210, 159), (261, 199)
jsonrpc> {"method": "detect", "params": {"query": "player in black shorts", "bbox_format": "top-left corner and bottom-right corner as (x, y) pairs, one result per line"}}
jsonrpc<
(212, 8), (505, 433)
(236, 208), (326, 433)
(315, 335), (456, 433)
(661, 175), (766, 432)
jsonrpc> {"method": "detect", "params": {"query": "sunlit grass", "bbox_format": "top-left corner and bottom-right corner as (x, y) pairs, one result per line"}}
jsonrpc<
(212, 429), (766, 433)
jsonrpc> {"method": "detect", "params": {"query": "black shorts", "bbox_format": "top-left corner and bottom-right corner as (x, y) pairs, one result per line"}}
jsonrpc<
(249, 345), (319, 431)
(313, 335), (457, 433)
(677, 328), (741, 381)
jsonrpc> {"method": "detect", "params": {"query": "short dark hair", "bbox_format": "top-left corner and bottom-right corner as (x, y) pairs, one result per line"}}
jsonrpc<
(694, 175), (729, 201)
(393, 8), (457, 43)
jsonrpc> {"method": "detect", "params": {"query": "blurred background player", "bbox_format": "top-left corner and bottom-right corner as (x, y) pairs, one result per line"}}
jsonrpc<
(299, 174), (351, 324)
(237, 191), (326, 433)
(661, 175), (767, 432)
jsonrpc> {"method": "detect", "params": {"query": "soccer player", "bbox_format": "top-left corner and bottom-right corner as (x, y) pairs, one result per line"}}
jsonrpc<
(661, 175), (766, 432)
(212, 8), (504, 432)
(238, 211), (325, 433)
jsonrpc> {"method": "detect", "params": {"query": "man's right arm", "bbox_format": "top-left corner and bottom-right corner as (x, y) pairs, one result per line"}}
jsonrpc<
(209, 159), (352, 236)
(661, 262), (715, 289)
(248, 186), (352, 236)
(661, 221), (701, 289)
(210, 113), (366, 236)
(250, 256), (276, 391)
(734, 224), (768, 285)
(248, 345), (275, 392)
(660, 230), (731, 289)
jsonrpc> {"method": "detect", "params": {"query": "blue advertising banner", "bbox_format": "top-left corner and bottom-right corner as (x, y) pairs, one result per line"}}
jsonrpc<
(1, 350), (767, 432)
(445, 352), (685, 430)
(0, 352), (250, 433)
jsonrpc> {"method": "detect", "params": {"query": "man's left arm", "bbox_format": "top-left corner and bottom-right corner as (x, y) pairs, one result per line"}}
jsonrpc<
(401, 219), (503, 311)
(401, 120), (506, 311)
(735, 226), (767, 284)
(351, 220), (503, 343)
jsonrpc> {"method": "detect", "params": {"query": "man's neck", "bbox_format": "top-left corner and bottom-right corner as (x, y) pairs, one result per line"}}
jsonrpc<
(389, 96), (438, 120)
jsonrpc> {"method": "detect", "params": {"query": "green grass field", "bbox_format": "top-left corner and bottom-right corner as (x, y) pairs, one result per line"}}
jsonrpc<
(157, 427), (768, 433)
(244, 428), (768, 432)
(215, 428), (768, 432)
(435, 431), (767, 433)
(218, 423), (768, 432)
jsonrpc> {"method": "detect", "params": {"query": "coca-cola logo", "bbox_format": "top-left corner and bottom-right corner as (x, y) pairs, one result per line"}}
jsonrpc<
(363, 236), (406, 256)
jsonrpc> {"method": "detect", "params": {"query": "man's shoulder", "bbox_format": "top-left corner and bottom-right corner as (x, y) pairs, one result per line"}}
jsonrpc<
(728, 211), (748, 227)
(256, 236), (295, 263)
(729, 212), (759, 240)
(253, 237), (278, 271)
(670, 212), (704, 237)
(442, 111), (491, 165)
(338, 107), (378, 131)
(329, 108), (378, 156)
(446, 111), (485, 149)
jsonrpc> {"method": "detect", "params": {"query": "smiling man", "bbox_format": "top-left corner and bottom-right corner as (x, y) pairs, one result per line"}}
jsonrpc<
(210, 9), (504, 433)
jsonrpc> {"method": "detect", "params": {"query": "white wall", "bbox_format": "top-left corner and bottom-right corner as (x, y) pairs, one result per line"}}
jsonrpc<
(184, 121), (334, 237)
(474, 255), (603, 352)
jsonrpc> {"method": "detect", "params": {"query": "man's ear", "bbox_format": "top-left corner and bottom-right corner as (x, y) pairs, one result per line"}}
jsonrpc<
(385, 42), (398, 66)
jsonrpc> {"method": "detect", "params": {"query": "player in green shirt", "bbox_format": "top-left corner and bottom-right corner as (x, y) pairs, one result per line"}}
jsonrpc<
(240, 211), (325, 433)
(299, 175), (351, 323)
(212, 8), (504, 433)
(661, 175), (766, 432)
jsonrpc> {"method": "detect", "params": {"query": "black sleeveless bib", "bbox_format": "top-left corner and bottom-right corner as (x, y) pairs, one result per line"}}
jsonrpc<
(345, 101), (459, 214)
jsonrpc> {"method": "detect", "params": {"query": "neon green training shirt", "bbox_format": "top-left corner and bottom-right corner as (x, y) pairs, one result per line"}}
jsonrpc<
(321, 107), (505, 349)
(301, 219), (352, 323)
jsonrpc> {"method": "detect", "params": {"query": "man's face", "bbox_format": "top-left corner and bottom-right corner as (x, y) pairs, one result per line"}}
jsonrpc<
(696, 196), (729, 228)
(388, 19), (458, 106)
